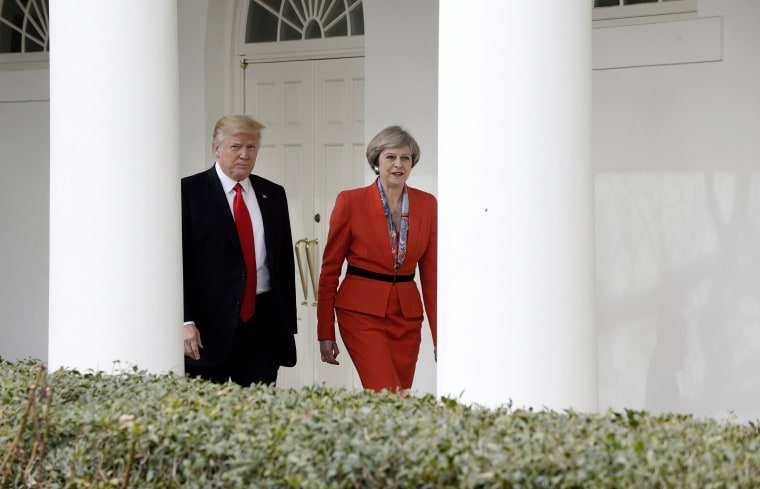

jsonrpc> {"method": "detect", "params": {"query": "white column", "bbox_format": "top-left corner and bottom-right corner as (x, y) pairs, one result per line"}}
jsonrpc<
(438, 1), (597, 411)
(49, 0), (183, 373)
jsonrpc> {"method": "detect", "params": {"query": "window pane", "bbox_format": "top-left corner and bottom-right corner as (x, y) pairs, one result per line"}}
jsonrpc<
(280, 22), (301, 41)
(246, 2), (278, 43)
(323, 1), (343, 28)
(349, 4), (364, 35)
(325, 16), (348, 38)
(1, 1), (24, 28)
(0, 23), (21, 53)
(304, 20), (322, 39)
(624, 0), (658, 4)
(281, 0), (299, 31)
(25, 22), (43, 52)
(0, 0), (49, 53)
(0, 1), (23, 53)
(594, 0), (621, 6)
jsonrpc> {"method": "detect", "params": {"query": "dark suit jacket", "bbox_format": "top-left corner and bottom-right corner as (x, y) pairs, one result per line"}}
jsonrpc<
(181, 166), (297, 368)
(317, 182), (437, 344)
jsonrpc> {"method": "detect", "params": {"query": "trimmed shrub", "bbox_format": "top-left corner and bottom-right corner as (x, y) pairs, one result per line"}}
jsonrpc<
(2, 359), (760, 488)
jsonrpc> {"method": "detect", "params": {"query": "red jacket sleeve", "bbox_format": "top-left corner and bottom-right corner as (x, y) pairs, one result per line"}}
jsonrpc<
(316, 191), (351, 340)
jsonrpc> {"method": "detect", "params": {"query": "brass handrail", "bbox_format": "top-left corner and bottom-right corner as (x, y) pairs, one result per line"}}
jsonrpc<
(305, 239), (319, 306)
(294, 239), (309, 305)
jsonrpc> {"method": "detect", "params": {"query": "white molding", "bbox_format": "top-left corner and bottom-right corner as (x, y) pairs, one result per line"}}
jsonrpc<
(239, 36), (365, 64)
(0, 52), (49, 71)
(593, 12), (695, 28)
(593, 16), (722, 70)
(0, 64), (49, 102)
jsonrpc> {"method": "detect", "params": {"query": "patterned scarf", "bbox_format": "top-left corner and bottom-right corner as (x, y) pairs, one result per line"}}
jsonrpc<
(376, 177), (409, 273)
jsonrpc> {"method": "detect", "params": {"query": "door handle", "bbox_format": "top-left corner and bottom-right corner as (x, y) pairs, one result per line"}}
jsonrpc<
(294, 239), (309, 305)
(305, 239), (319, 306)
(294, 238), (319, 306)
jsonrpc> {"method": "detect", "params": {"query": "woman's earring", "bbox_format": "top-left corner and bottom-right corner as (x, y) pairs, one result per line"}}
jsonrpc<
(374, 166), (379, 172)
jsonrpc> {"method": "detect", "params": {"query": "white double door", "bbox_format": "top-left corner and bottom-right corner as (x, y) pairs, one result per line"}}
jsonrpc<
(243, 57), (365, 389)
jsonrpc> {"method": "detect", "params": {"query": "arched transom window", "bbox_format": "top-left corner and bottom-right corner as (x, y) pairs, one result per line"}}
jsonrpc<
(245, 0), (363, 43)
(0, 0), (48, 53)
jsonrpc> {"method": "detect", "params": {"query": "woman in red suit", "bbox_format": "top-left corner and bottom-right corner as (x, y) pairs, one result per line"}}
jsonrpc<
(317, 126), (437, 391)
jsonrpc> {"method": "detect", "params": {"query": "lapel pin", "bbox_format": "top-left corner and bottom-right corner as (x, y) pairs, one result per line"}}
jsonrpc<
(262, 194), (268, 199)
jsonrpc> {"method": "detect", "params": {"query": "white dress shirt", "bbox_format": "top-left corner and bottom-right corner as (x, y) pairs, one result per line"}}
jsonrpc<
(215, 162), (271, 293)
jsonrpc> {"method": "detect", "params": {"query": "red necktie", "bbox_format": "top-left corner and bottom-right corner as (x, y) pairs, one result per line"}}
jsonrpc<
(234, 183), (257, 321)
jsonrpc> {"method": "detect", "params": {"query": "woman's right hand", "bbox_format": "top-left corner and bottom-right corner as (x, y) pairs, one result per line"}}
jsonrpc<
(319, 340), (340, 365)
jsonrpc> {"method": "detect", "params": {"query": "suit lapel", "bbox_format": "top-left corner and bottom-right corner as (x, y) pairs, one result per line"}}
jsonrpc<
(405, 188), (423, 266)
(204, 167), (241, 254)
(249, 175), (269, 224)
(249, 175), (280, 268)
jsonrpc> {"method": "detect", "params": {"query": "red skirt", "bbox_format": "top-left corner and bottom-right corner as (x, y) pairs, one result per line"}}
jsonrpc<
(336, 285), (423, 391)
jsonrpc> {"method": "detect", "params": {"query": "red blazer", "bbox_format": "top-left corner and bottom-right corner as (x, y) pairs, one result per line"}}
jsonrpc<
(317, 182), (437, 345)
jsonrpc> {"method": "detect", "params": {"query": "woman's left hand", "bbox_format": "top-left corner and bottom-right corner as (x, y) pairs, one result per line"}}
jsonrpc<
(320, 340), (340, 365)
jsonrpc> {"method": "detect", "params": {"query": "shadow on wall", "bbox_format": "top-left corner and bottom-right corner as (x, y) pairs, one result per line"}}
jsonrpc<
(596, 169), (760, 421)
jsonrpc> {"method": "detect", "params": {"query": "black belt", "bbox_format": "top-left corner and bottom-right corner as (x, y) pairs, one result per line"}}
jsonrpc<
(346, 265), (415, 283)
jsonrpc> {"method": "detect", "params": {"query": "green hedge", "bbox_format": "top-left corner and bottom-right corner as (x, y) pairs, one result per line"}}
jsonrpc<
(2, 359), (760, 488)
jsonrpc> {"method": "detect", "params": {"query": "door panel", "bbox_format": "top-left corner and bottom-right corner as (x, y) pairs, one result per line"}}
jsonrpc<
(243, 58), (364, 389)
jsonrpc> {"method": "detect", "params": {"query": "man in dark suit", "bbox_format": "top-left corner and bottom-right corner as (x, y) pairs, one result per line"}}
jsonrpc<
(182, 114), (297, 386)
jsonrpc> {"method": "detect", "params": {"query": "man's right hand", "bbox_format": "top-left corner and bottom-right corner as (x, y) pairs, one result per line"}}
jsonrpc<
(183, 323), (203, 360)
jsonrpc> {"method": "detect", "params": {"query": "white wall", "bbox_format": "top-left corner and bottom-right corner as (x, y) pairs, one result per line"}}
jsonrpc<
(364, 0), (439, 395)
(593, 0), (760, 421)
(364, 0), (438, 196)
(178, 0), (210, 175)
(0, 68), (49, 363)
(178, 0), (234, 177)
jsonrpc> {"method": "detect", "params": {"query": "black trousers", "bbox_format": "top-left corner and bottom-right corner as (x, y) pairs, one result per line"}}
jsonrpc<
(185, 292), (280, 387)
